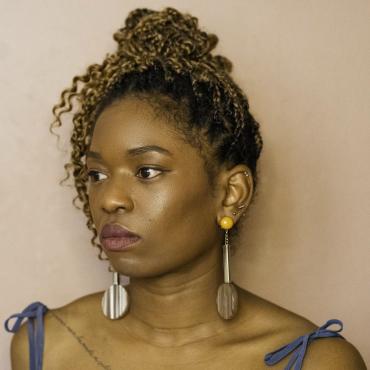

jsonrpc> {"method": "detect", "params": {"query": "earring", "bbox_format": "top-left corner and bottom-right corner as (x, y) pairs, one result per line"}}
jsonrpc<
(216, 216), (238, 320)
(101, 266), (129, 320)
(232, 171), (250, 217)
(232, 203), (248, 216)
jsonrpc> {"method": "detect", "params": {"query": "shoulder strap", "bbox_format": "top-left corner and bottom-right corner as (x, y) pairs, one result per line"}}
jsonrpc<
(264, 319), (345, 370)
(4, 301), (49, 370)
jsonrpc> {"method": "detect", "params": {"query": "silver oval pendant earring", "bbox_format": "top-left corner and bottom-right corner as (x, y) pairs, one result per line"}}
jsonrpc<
(216, 216), (238, 320)
(101, 268), (129, 320)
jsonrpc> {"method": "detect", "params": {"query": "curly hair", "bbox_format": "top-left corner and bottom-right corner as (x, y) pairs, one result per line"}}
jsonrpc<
(49, 7), (263, 262)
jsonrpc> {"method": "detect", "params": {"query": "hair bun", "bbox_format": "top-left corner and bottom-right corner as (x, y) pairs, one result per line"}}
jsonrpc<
(113, 7), (228, 65)
(123, 8), (156, 30)
(213, 55), (233, 73)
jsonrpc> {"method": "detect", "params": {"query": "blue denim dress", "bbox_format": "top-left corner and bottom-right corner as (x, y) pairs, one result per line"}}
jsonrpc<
(4, 301), (345, 370)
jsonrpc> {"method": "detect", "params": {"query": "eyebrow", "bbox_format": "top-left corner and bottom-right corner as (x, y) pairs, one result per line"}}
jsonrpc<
(86, 145), (173, 160)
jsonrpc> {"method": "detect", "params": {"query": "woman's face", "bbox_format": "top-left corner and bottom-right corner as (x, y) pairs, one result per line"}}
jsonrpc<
(86, 95), (223, 277)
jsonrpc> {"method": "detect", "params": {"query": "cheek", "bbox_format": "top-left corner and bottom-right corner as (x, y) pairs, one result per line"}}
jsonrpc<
(140, 181), (219, 270)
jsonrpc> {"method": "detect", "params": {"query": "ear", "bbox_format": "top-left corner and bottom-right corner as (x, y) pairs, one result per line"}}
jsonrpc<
(216, 164), (254, 225)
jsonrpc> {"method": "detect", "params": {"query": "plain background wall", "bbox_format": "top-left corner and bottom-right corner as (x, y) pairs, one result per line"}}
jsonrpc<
(1, 0), (369, 368)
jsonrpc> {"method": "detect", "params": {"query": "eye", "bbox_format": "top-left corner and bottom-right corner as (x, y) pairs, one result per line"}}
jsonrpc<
(136, 167), (163, 179)
(87, 170), (108, 183)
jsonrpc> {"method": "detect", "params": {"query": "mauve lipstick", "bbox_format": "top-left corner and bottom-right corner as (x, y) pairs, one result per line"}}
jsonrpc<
(100, 223), (141, 251)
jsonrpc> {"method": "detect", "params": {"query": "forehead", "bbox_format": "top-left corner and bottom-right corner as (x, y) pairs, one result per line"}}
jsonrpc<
(89, 96), (195, 160)
(93, 96), (176, 136)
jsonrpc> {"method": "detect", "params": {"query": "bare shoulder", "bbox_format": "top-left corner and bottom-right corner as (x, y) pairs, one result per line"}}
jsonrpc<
(39, 291), (105, 367)
(236, 288), (366, 369)
(8, 292), (104, 370)
(237, 288), (318, 337)
(10, 318), (29, 370)
(9, 294), (97, 370)
(303, 337), (367, 369)
(44, 290), (104, 336)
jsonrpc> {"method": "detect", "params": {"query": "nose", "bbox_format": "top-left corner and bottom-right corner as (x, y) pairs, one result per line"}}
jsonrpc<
(101, 182), (134, 215)
(103, 199), (132, 214)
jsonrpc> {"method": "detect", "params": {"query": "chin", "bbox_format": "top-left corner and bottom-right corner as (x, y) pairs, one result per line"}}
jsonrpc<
(109, 257), (171, 279)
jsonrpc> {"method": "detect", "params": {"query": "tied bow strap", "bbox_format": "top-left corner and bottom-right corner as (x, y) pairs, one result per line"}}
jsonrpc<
(264, 319), (345, 370)
(4, 302), (49, 370)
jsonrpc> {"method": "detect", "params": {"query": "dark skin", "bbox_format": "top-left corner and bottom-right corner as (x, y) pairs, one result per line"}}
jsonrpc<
(11, 96), (366, 369)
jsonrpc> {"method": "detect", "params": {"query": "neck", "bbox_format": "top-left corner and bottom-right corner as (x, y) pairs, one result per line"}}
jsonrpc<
(122, 245), (234, 346)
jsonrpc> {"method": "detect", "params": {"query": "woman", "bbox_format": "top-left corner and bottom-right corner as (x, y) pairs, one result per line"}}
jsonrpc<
(5, 7), (366, 370)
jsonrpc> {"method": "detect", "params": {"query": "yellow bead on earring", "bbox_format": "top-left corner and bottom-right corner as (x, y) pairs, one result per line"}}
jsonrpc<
(219, 216), (234, 230)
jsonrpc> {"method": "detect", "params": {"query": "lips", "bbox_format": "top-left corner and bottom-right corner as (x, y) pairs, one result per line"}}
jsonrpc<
(100, 223), (140, 239)
(100, 223), (141, 251)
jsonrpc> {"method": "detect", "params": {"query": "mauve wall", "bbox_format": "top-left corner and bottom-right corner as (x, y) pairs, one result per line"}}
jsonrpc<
(1, 1), (369, 368)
